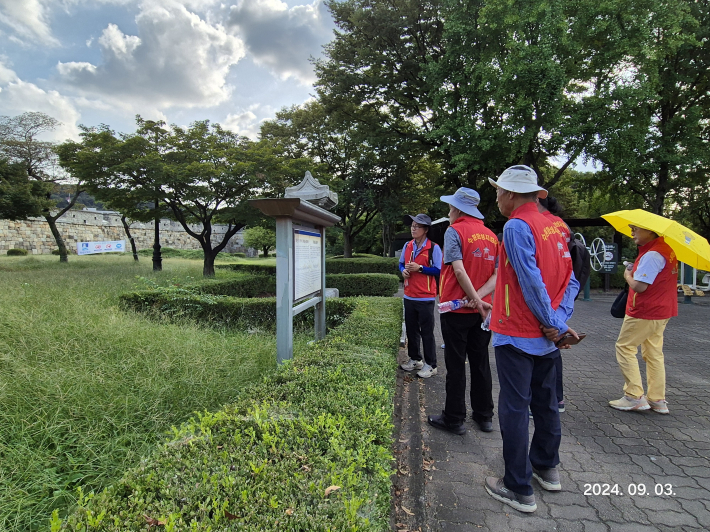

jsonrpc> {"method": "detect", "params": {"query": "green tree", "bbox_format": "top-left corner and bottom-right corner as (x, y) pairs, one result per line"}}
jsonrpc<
(261, 101), (441, 257)
(316, 0), (653, 219)
(0, 112), (84, 261)
(57, 121), (173, 267)
(0, 158), (53, 220)
(589, 0), (710, 216)
(242, 226), (276, 257)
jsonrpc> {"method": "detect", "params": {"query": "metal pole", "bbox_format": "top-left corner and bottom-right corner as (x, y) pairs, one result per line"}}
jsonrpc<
(583, 276), (591, 301)
(314, 226), (326, 340)
(682, 262), (693, 305)
(275, 217), (294, 363)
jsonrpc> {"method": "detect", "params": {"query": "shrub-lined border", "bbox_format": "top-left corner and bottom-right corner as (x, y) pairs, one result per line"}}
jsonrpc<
(57, 297), (402, 531)
(195, 273), (399, 298)
(219, 257), (403, 280)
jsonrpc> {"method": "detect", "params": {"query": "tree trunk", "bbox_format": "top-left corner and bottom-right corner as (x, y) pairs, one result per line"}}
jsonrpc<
(45, 214), (69, 262)
(343, 227), (353, 258)
(121, 215), (139, 262)
(203, 250), (216, 277)
(152, 209), (162, 271)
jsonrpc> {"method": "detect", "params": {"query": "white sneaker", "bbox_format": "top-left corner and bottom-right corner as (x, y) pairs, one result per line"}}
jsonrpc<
(417, 364), (438, 378)
(648, 399), (669, 414)
(609, 395), (650, 411)
(400, 358), (424, 372)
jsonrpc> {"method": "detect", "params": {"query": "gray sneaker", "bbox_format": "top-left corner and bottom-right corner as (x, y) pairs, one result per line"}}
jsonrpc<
(400, 358), (424, 372)
(484, 477), (537, 513)
(417, 364), (438, 378)
(609, 395), (650, 411)
(532, 466), (561, 491)
(648, 399), (669, 414)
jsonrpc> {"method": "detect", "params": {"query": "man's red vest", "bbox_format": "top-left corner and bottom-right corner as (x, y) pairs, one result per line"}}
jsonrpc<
(403, 238), (438, 298)
(626, 237), (678, 320)
(490, 202), (572, 337)
(542, 211), (571, 243)
(439, 216), (498, 314)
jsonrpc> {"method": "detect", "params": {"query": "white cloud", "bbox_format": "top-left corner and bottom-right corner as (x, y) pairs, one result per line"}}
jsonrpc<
(97, 23), (141, 59)
(57, 0), (246, 109)
(227, 0), (333, 85)
(0, 0), (58, 45)
(0, 63), (81, 141)
(223, 109), (259, 139)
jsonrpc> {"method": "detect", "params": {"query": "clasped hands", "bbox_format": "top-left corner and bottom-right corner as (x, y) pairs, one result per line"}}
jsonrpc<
(540, 324), (580, 349)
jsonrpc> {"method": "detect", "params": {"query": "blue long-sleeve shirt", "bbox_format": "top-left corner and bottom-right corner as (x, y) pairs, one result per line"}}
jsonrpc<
(399, 237), (442, 301)
(492, 218), (580, 355)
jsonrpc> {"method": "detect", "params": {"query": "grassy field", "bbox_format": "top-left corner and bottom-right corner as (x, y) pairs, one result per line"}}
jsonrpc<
(0, 254), (287, 531)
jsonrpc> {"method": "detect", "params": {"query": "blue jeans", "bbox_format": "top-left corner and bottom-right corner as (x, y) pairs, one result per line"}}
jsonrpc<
(495, 343), (561, 496)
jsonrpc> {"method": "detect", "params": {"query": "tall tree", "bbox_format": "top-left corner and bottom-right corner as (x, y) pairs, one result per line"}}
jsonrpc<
(0, 158), (54, 220)
(0, 112), (83, 261)
(589, 0), (710, 216)
(261, 101), (440, 256)
(316, 0), (653, 218)
(57, 120), (173, 268)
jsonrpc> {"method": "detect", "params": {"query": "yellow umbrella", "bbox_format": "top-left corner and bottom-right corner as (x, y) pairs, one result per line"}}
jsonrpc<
(601, 209), (710, 271)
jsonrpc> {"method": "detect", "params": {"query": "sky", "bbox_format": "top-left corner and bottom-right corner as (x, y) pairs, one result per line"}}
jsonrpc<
(0, 0), (337, 142)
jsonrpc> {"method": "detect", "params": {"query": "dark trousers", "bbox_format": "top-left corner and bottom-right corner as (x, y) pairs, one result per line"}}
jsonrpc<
(495, 344), (561, 496)
(440, 311), (493, 425)
(404, 299), (437, 368)
(554, 355), (564, 403)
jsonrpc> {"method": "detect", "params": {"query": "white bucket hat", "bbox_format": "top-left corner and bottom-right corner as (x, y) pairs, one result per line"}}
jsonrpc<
(488, 165), (548, 198)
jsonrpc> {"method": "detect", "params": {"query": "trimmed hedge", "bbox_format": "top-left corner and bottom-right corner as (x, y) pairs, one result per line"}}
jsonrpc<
(6, 248), (28, 256)
(328, 273), (399, 297)
(196, 274), (399, 298)
(119, 289), (357, 331)
(220, 257), (402, 279)
(325, 257), (399, 276)
(217, 263), (276, 275)
(57, 297), (402, 531)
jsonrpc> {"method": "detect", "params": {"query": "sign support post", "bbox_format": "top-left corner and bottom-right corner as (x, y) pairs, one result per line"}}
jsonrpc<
(249, 172), (339, 364)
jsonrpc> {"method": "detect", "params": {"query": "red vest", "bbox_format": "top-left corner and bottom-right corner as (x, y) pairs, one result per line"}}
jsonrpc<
(626, 237), (678, 320)
(439, 216), (498, 314)
(543, 211), (571, 243)
(490, 202), (572, 337)
(403, 238), (439, 298)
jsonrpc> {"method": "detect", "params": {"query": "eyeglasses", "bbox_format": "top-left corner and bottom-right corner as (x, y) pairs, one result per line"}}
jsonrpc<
(411, 224), (426, 230)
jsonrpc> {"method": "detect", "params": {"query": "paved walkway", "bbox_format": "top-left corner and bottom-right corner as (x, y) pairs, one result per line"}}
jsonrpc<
(393, 295), (710, 532)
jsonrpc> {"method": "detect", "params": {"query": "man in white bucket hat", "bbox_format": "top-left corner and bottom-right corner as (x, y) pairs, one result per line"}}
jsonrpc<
(483, 165), (580, 513)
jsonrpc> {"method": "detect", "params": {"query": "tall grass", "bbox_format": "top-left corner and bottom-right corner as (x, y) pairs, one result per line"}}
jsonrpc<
(0, 255), (285, 531)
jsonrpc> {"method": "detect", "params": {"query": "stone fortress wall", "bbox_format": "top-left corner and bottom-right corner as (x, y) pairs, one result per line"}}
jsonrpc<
(0, 209), (246, 255)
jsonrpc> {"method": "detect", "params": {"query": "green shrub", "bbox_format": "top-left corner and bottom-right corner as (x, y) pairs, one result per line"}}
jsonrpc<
(218, 263), (276, 275)
(195, 274), (399, 298)
(119, 288), (357, 331)
(51, 248), (75, 255)
(589, 268), (626, 290)
(137, 247), (205, 260)
(222, 257), (402, 279)
(59, 297), (402, 532)
(328, 273), (399, 297)
(6, 248), (28, 256)
(198, 275), (276, 297)
(326, 257), (400, 275)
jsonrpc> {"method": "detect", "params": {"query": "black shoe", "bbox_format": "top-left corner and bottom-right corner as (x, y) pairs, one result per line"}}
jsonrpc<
(427, 414), (466, 435)
(476, 419), (493, 432)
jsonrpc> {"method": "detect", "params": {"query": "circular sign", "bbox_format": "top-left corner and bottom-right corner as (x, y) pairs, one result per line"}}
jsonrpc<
(604, 251), (614, 262)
